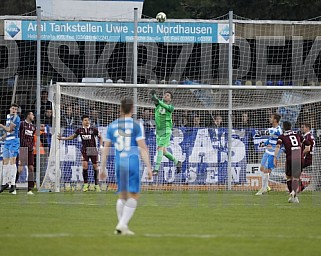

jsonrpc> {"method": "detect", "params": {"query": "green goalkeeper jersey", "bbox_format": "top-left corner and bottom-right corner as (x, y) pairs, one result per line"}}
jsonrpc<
(154, 100), (174, 137)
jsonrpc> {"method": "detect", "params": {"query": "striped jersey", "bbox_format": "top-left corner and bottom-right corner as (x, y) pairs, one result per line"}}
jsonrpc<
(5, 114), (20, 141)
(74, 126), (99, 153)
(106, 117), (144, 160)
(264, 125), (282, 155)
(19, 120), (36, 151)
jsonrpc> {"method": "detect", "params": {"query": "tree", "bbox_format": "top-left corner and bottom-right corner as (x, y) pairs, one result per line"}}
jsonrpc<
(142, 0), (187, 19)
(1, 0), (321, 20)
(143, 0), (321, 20)
(0, 0), (35, 15)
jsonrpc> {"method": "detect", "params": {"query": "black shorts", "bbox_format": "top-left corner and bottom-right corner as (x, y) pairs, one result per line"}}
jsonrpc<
(285, 158), (303, 178)
(82, 153), (98, 165)
(303, 158), (312, 168)
(19, 147), (34, 166)
(82, 147), (98, 164)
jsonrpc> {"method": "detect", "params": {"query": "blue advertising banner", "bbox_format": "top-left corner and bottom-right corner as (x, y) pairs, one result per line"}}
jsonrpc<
(4, 20), (232, 43)
(58, 127), (248, 185)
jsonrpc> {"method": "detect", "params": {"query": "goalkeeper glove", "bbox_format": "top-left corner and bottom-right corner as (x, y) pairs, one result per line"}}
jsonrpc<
(150, 90), (159, 104)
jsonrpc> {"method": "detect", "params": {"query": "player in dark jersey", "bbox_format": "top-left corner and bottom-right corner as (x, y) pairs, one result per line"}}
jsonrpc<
(298, 123), (315, 192)
(18, 111), (36, 195)
(301, 123), (315, 168)
(58, 115), (102, 192)
(274, 121), (310, 203)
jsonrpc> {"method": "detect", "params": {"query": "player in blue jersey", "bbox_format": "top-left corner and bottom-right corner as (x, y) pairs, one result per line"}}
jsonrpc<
(0, 103), (21, 195)
(100, 97), (152, 235)
(256, 113), (282, 195)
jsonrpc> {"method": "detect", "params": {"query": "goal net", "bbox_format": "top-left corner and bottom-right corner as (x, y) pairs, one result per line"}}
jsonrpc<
(2, 15), (321, 192)
(40, 83), (321, 192)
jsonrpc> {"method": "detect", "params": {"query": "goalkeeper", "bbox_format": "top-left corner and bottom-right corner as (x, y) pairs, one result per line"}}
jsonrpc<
(150, 90), (182, 175)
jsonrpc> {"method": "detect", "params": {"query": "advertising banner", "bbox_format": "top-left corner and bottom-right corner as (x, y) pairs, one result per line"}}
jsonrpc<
(58, 127), (248, 185)
(4, 20), (233, 43)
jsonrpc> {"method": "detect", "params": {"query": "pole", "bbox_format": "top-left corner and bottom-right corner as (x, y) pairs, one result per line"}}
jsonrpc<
(133, 8), (138, 119)
(11, 75), (19, 105)
(55, 83), (61, 192)
(36, 6), (42, 190)
(227, 10), (233, 191)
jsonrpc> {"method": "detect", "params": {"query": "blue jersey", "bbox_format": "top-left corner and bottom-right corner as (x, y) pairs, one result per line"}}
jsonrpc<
(264, 125), (282, 155)
(106, 117), (144, 162)
(5, 114), (20, 142)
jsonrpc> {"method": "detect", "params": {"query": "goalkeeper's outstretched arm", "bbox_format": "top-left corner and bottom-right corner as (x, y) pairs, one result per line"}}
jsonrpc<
(150, 90), (159, 105)
(157, 100), (174, 113)
(150, 91), (174, 113)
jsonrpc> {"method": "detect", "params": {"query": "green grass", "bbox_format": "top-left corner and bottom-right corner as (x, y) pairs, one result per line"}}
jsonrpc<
(1, 191), (321, 256)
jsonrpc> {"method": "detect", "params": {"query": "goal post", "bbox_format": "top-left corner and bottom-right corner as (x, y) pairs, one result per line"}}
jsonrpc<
(4, 13), (321, 192)
(40, 83), (321, 192)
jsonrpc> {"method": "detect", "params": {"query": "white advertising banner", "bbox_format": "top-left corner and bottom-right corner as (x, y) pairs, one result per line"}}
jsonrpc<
(36, 0), (144, 21)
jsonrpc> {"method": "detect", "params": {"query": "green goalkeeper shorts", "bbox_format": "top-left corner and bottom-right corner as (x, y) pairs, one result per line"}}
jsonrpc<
(156, 134), (171, 147)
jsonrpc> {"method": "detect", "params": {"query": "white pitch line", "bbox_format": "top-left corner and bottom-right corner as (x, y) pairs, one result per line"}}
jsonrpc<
(0, 233), (321, 240)
(143, 233), (321, 240)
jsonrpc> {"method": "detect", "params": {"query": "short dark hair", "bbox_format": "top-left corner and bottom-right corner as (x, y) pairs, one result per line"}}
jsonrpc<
(283, 121), (292, 131)
(121, 97), (133, 114)
(10, 103), (19, 108)
(164, 91), (173, 100)
(272, 113), (281, 123)
(82, 114), (90, 121)
(25, 111), (33, 117)
(302, 122), (311, 130)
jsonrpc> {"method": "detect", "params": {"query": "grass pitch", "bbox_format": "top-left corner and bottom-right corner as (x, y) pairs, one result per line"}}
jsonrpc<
(0, 190), (321, 256)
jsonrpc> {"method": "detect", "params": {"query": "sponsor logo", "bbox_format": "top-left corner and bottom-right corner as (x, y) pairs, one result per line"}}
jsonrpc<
(81, 135), (92, 140)
(219, 25), (229, 41)
(6, 22), (21, 38)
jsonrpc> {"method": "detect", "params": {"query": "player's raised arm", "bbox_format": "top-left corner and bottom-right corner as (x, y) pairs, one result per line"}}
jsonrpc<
(150, 90), (159, 105)
(0, 122), (15, 132)
(0, 132), (7, 141)
(157, 100), (174, 113)
(57, 133), (77, 140)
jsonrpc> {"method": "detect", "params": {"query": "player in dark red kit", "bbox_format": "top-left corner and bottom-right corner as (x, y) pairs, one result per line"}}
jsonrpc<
(18, 111), (36, 195)
(58, 115), (103, 192)
(298, 123), (315, 191)
(274, 121), (310, 203)
(301, 123), (315, 168)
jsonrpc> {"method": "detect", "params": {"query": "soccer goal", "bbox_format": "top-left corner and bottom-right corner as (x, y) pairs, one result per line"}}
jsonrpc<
(40, 83), (321, 192)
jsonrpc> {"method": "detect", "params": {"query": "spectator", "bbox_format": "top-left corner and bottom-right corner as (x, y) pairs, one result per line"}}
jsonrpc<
(73, 105), (82, 127)
(190, 112), (201, 128)
(91, 109), (103, 127)
(62, 105), (75, 128)
(238, 112), (258, 164)
(238, 112), (250, 128)
(140, 109), (154, 129)
(34, 90), (52, 116)
(210, 113), (223, 128)
(177, 110), (189, 127)
(43, 108), (53, 126)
